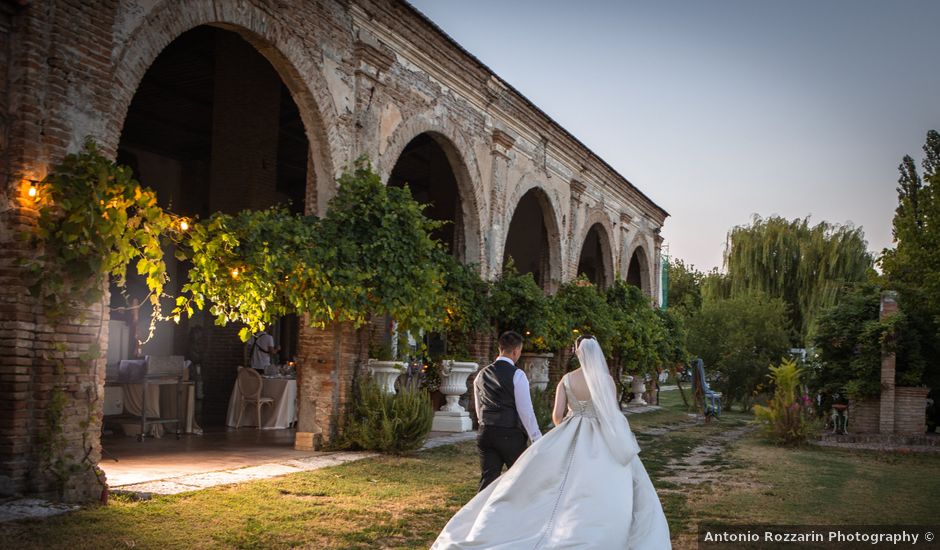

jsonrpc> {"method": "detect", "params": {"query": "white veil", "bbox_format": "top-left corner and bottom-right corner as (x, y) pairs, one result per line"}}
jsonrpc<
(575, 337), (640, 465)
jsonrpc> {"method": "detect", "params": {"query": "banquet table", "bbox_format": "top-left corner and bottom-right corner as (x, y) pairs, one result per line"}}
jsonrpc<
(118, 382), (201, 438)
(226, 376), (297, 429)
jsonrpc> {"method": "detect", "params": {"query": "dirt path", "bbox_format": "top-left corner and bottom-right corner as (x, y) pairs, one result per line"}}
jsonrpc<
(658, 422), (757, 486)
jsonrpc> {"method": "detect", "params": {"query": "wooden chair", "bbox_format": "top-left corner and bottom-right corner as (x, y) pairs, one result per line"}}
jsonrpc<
(235, 366), (274, 428)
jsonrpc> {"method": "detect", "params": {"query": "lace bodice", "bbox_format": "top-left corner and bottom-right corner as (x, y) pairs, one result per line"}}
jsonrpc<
(563, 374), (597, 418)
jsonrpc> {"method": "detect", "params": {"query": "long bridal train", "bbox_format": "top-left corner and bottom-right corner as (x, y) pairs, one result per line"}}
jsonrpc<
(432, 367), (672, 549)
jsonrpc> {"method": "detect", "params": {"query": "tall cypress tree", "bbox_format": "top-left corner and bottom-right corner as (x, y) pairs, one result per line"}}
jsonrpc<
(881, 129), (940, 351)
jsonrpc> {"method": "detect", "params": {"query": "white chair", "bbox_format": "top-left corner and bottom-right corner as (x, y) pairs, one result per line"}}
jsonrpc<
(235, 366), (274, 428)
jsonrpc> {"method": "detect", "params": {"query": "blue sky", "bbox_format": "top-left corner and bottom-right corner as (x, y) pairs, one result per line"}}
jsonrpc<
(407, 0), (940, 271)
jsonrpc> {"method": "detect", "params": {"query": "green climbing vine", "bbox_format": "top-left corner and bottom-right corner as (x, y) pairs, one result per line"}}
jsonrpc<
(27, 138), (185, 341)
(25, 139), (185, 497)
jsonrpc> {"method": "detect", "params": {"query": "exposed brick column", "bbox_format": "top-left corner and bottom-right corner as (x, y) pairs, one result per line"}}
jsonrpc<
(295, 320), (364, 448)
(0, 0), (115, 502)
(879, 291), (899, 434)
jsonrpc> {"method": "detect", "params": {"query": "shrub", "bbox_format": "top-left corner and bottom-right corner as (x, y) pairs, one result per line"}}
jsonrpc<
(753, 358), (817, 445)
(344, 376), (433, 453)
(686, 292), (791, 410)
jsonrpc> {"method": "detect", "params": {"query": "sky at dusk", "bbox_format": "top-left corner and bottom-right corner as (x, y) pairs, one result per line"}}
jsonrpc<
(407, 0), (940, 272)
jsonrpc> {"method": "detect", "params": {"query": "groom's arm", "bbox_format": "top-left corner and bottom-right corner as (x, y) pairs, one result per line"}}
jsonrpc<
(512, 370), (542, 443)
(473, 375), (482, 425)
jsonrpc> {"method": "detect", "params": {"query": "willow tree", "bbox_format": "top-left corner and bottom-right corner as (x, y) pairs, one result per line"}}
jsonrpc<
(723, 215), (872, 345)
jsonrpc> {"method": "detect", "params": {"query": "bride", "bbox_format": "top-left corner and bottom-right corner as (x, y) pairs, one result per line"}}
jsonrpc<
(432, 335), (672, 549)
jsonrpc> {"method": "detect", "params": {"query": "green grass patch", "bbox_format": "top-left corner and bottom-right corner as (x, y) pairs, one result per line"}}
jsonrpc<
(3, 404), (938, 549)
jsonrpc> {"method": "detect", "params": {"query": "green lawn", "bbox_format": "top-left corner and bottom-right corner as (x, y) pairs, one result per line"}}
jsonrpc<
(3, 390), (938, 549)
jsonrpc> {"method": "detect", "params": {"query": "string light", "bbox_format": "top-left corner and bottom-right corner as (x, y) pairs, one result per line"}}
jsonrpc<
(179, 219), (189, 231)
(231, 268), (240, 278)
(26, 179), (39, 199)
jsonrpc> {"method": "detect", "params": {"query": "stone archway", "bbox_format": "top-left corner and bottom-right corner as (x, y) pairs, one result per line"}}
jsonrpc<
(501, 186), (564, 292)
(100, 13), (340, 462)
(625, 241), (654, 296)
(380, 122), (484, 267)
(105, 0), (339, 217)
(576, 223), (615, 289)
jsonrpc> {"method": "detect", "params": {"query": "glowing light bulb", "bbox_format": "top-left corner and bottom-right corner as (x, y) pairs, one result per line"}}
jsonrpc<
(27, 185), (37, 198)
(231, 268), (240, 278)
(179, 220), (189, 231)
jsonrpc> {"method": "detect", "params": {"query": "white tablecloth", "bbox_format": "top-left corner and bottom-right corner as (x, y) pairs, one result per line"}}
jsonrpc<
(119, 383), (200, 438)
(226, 377), (297, 430)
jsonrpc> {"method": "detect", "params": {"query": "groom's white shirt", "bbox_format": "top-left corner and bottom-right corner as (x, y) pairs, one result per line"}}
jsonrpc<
(475, 355), (542, 443)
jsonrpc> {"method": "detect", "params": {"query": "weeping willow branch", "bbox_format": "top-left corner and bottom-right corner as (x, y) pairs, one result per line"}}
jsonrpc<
(723, 215), (873, 344)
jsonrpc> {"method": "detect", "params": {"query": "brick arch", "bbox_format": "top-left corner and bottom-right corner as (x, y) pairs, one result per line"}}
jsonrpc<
(573, 216), (616, 289)
(498, 177), (565, 292)
(623, 234), (656, 297)
(103, 0), (341, 215)
(377, 116), (485, 267)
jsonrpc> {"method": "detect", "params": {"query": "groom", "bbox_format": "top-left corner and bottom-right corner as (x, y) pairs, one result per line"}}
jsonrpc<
(473, 330), (542, 492)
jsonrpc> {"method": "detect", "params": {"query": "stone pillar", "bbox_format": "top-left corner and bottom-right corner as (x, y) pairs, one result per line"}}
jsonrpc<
(486, 128), (515, 279)
(652, 232), (664, 306)
(568, 179), (586, 281)
(618, 212), (633, 280)
(879, 291), (899, 434)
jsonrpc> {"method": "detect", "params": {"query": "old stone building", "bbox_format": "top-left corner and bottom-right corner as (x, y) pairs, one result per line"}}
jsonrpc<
(0, 0), (667, 501)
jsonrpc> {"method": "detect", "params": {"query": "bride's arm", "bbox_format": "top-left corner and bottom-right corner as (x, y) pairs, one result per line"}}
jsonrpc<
(551, 379), (567, 426)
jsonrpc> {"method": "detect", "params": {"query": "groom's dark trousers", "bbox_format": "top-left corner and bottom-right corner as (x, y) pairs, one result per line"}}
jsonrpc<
(477, 425), (527, 492)
(475, 358), (528, 492)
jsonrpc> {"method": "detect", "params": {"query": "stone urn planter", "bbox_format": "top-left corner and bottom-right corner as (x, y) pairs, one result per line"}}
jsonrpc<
(520, 352), (553, 392)
(630, 374), (648, 406)
(431, 360), (479, 432)
(367, 359), (406, 394)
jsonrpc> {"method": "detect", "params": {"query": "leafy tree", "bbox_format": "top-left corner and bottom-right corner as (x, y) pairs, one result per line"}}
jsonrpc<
(315, 157), (448, 335)
(686, 292), (791, 410)
(548, 277), (615, 352)
(724, 215), (873, 345)
(438, 252), (491, 358)
(881, 129), (940, 348)
(813, 284), (934, 399)
(666, 258), (704, 319)
(606, 281), (660, 375)
(489, 259), (552, 350)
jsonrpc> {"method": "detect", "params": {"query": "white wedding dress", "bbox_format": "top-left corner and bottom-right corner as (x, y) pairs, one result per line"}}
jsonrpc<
(432, 340), (671, 549)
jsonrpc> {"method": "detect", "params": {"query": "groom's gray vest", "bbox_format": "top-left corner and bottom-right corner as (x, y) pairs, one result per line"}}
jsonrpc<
(475, 359), (522, 429)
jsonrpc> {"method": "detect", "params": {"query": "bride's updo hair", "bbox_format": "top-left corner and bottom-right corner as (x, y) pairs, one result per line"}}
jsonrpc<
(574, 333), (595, 353)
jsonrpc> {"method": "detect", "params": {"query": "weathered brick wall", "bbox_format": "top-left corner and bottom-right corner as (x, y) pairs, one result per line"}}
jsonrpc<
(0, 0), (116, 501)
(894, 386), (928, 434)
(0, 0), (667, 502)
(849, 399), (880, 434)
(295, 321), (364, 441)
